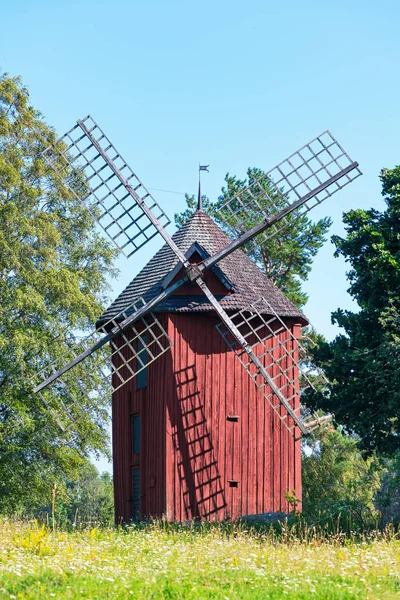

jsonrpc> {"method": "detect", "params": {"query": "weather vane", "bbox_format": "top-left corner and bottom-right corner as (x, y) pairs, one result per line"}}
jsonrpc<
(198, 164), (209, 210)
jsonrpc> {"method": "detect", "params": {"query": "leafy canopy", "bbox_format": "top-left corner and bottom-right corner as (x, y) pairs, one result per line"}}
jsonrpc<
(39, 464), (114, 528)
(302, 427), (383, 529)
(0, 74), (117, 512)
(175, 168), (331, 308)
(306, 167), (400, 456)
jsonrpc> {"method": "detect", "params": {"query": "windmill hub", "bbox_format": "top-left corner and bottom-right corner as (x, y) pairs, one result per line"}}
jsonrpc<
(187, 263), (203, 282)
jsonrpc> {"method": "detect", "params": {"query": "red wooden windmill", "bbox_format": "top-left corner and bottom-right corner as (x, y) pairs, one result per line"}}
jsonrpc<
(32, 117), (361, 522)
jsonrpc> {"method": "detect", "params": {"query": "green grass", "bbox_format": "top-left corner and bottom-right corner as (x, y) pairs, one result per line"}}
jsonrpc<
(0, 520), (399, 599)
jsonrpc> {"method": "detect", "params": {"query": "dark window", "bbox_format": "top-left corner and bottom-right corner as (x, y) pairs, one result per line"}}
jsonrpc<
(137, 334), (148, 390)
(132, 468), (140, 521)
(132, 414), (140, 454)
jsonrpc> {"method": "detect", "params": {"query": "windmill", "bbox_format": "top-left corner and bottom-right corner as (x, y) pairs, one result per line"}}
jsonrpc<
(31, 116), (361, 520)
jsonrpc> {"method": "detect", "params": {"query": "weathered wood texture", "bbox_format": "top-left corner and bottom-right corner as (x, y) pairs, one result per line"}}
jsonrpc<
(112, 312), (302, 523)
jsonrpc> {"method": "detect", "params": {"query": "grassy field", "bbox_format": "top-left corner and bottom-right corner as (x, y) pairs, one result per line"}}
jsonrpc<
(0, 520), (399, 599)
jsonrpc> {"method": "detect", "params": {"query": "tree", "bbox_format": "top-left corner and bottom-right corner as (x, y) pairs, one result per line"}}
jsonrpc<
(175, 168), (331, 308)
(305, 167), (400, 456)
(0, 74), (117, 512)
(64, 466), (114, 527)
(41, 463), (114, 528)
(302, 427), (383, 529)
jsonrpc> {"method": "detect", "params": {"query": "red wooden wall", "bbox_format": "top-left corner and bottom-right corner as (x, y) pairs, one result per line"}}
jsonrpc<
(111, 319), (167, 524)
(112, 312), (302, 523)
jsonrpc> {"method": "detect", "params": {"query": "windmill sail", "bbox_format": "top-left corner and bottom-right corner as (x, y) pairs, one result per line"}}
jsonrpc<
(31, 297), (171, 431)
(216, 297), (329, 436)
(215, 131), (362, 247)
(42, 115), (171, 257)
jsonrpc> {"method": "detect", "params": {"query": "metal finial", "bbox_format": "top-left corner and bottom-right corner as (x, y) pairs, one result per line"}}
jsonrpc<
(198, 164), (209, 211)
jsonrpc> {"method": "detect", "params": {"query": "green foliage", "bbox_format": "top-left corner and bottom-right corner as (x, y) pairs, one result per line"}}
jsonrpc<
(175, 168), (332, 308)
(37, 462), (114, 528)
(0, 74), (118, 512)
(305, 167), (400, 455)
(62, 465), (114, 528)
(302, 428), (384, 529)
(375, 450), (400, 524)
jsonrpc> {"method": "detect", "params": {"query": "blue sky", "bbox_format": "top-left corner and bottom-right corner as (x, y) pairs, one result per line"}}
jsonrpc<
(2, 0), (399, 470)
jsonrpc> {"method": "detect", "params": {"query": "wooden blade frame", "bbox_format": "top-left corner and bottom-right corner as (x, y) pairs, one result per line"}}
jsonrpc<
(34, 123), (361, 437)
(216, 297), (330, 436)
(31, 298), (171, 431)
(215, 131), (362, 248)
(42, 115), (171, 258)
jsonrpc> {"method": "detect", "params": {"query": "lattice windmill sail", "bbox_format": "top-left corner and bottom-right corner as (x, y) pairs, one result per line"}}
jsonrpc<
(31, 297), (171, 435)
(32, 115), (362, 439)
(216, 297), (330, 437)
(215, 131), (359, 249)
(42, 116), (171, 257)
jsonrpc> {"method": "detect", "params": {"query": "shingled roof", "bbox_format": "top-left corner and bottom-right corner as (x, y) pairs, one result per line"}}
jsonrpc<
(97, 210), (307, 325)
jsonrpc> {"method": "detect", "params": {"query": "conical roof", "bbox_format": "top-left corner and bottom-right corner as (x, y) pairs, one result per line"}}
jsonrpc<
(97, 210), (307, 325)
